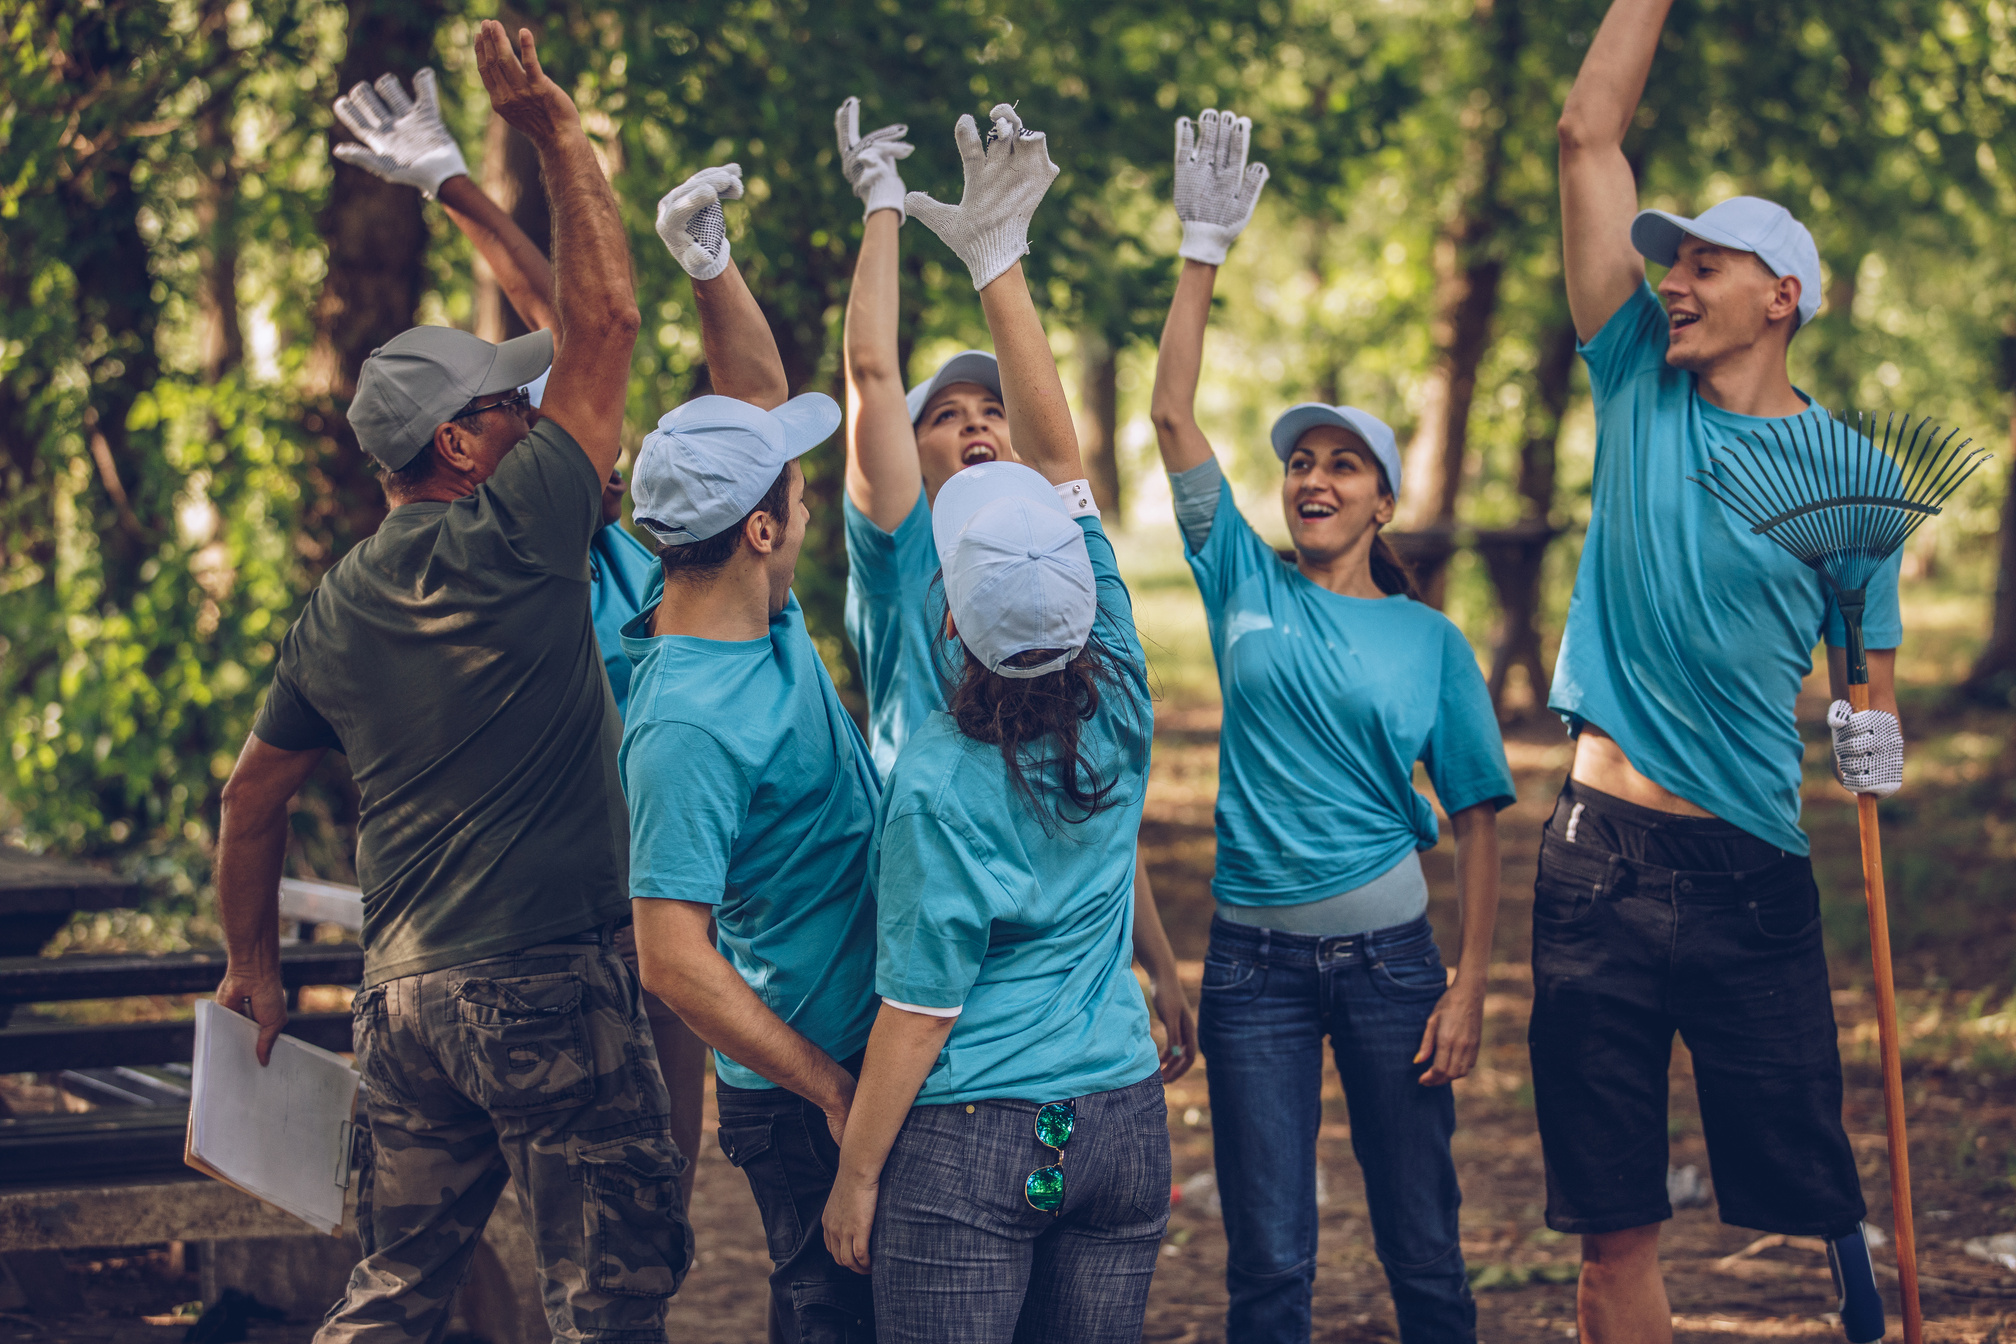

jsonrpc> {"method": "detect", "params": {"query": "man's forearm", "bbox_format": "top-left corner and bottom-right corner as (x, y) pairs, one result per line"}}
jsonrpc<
(215, 801), (287, 975)
(534, 124), (636, 338)
(439, 174), (558, 332)
(693, 262), (789, 410)
(639, 928), (851, 1109)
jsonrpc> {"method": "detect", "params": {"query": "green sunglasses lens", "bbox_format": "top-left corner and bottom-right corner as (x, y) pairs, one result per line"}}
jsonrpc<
(1034, 1102), (1074, 1149)
(1025, 1164), (1064, 1212)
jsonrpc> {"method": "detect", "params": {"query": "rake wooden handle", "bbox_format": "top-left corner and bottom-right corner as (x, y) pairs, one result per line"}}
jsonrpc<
(1848, 680), (1922, 1344)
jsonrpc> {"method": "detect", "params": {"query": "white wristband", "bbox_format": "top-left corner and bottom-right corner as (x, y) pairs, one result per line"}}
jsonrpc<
(1055, 479), (1100, 519)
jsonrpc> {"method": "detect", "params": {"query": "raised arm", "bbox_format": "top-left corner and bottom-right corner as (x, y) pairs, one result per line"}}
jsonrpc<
(837, 98), (924, 529)
(1152, 109), (1267, 474)
(439, 176), (558, 333)
(476, 22), (638, 479)
(332, 70), (557, 335)
(1558, 0), (1674, 341)
(906, 104), (1076, 482)
(1149, 262), (1219, 474)
(655, 167), (789, 410)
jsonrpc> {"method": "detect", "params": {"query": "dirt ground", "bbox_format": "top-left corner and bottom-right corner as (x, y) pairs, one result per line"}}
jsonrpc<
(17, 707), (2016, 1344)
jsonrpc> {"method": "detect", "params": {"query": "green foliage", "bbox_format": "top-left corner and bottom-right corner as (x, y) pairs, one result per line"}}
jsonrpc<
(3, 0), (2013, 921)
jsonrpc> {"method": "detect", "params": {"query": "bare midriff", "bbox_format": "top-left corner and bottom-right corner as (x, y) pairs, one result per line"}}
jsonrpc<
(1569, 723), (1717, 818)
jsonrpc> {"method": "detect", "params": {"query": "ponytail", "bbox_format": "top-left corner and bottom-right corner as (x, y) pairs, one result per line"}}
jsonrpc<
(1369, 531), (1419, 599)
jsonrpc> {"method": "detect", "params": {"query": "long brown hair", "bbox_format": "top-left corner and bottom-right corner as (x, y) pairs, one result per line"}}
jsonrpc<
(944, 633), (1135, 831)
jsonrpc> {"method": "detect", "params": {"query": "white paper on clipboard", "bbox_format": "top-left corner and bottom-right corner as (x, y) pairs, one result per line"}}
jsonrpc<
(185, 999), (361, 1236)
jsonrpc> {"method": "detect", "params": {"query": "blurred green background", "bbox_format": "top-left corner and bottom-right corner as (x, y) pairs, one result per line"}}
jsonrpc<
(6, 0), (2016, 935)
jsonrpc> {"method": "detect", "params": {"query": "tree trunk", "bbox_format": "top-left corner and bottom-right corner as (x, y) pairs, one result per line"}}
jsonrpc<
(1482, 317), (1576, 716)
(196, 0), (242, 383)
(1390, 0), (1520, 609)
(299, 0), (451, 571)
(1078, 330), (1122, 518)
(1965, 445), (2016, 703)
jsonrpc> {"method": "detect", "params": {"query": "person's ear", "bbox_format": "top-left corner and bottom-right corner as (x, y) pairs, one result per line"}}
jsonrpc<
(1373, 492), (1397, 528)
(1768, 274), (1802, 325)
(432, 421), (476, 470)
(745, 507), (777, 556)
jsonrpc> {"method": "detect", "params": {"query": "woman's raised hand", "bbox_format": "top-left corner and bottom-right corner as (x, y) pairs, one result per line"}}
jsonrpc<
(905, 103), (1060, 291)
(836, 96), (915, 221)
(332, 69), (469, 200)
(1173, 108), (1269, 267)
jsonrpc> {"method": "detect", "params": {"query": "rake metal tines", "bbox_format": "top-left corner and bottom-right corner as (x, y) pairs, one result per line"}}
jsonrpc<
(1688, 412), (1989, 595)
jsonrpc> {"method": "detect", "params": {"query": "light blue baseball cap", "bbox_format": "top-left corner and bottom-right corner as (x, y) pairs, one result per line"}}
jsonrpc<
(631, 393), (841, 546)
(1268, 403), (1404, 498)
(931, 461), (1096, 679)
(1631, 196), (1823, 326)
(905, 350), (1002, 425)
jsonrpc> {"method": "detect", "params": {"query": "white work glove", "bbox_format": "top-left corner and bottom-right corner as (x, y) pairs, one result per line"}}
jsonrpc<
(1828, 700), (1904, 799)
(1173, 108), (1269, 266)
(905, 103), (1060, 292)
(655, 164), (743, 282)
(835, 96), (914, 221)
(332, 69), (470, 200)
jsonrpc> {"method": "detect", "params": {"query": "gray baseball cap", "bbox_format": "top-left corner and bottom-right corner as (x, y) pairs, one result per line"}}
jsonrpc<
(905, 350), (1002, 425)
(349, 326), (554, 470)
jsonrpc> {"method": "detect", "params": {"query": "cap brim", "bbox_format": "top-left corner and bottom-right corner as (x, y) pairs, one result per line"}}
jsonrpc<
(906, 350), (1002, 424)
(477, 329), (555, 396)
(1269, 404), (1360, 461)
(931, 460), (1068, 561)
(1630, 209), (1759, 268)
(771, 392), (842, 456)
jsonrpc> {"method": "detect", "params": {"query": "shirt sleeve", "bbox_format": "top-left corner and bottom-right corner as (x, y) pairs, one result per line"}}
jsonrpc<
(1184, 475), (1278, 614)
(872, 808), (1006, 1012)
(843, 488), (932, 598)
(1829, 549), (1904, 650)
(623, 720), (752, 906)
(476, 417), (604, 577)
(1168, 457), (1225, 552)
(1576, 282), (1671, 405)
(1420, 620), (1517, 816)
(250, 622), (342, 753)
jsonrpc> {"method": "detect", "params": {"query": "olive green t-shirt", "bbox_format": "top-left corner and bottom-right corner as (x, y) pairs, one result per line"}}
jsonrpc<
(252, 419), (631, 986)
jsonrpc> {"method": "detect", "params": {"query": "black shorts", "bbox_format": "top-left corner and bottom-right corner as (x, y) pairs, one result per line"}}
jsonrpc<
(1526, 781), (1866, 1237)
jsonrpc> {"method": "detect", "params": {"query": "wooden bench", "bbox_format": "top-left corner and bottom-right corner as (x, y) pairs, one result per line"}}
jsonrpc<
(0, 879), (364, 1187)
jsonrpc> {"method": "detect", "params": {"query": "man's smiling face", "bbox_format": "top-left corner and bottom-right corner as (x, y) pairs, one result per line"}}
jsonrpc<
(1656, 236), (1801, 372)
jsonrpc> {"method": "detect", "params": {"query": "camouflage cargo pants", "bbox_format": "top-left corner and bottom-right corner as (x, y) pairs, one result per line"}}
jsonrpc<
(318, 931), (692, 1344)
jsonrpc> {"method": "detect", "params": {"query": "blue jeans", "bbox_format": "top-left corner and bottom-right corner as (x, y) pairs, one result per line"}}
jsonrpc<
(1198, 914), (1475, 1344)
(869, 1073), (1170, 1344)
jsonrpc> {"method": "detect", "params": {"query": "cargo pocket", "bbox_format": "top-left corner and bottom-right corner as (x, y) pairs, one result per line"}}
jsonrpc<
(717, 1117), (799, 1264)
(453, 972), (595, 1113)
(579, 1131), (692, 1299)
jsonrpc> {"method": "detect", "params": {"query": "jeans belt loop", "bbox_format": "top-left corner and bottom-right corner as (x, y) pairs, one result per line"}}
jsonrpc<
(1258, 926), (1271, 962)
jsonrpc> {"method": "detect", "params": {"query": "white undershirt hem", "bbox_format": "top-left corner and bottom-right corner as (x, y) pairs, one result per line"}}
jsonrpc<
(883, 998), (963, 1019)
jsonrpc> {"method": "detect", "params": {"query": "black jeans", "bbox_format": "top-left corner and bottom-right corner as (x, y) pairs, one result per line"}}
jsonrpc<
(715, 1055), (874, 1344)
(1527, 781), (1866, 1237)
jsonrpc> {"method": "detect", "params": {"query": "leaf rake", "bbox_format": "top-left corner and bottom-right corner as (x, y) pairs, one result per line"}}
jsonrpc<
(1691, 412), (1992, 1344)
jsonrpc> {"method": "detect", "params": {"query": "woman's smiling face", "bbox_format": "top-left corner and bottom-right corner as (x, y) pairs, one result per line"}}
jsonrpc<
(1280, 424), (1394, 560)
(915, 382), (1017, 502)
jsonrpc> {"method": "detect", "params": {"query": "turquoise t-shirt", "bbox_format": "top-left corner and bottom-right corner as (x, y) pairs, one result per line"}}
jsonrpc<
(843, 490), (957, 774)
(1187, 480), (1515, 906)
(589, 524), (660, 718)
(1550, 282), (1903, 855)
(873, 517), (1161, 1106)
(619, 585), (883, 1089)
